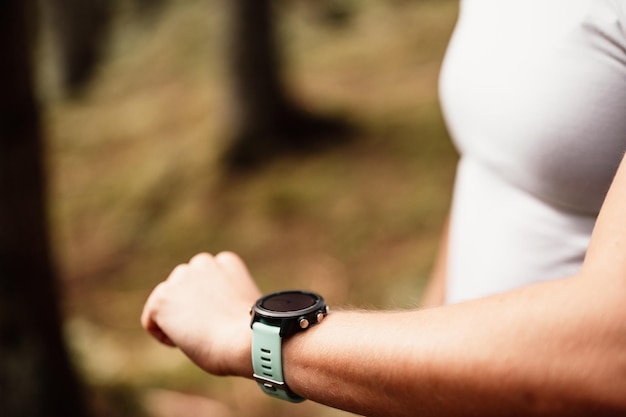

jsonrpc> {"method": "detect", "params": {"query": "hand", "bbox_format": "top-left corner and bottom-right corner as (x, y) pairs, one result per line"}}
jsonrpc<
(141, 252), (262, 377)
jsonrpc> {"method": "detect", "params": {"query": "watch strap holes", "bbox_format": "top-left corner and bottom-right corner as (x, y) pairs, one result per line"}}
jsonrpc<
(259, 355), (274, 378)
(261, 348), (271, 354)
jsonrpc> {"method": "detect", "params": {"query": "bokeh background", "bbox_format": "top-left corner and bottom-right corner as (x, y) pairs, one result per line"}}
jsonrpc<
(5, 0), (460, 415)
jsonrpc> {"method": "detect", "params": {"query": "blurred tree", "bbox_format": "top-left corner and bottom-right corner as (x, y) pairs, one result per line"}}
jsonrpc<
(223, 0), (353, 168)
(40, 0), (166, 96)
(41, 0), (113, 95)
(40, 0), (353, 167)
(0, 1), (91, 416)
(296, 0), (355, 28)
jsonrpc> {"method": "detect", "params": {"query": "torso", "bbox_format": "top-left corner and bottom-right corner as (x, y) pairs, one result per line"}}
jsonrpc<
(439, 0), (626, 303)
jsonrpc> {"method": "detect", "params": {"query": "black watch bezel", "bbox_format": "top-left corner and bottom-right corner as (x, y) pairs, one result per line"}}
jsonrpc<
(251, 290), (328, 338)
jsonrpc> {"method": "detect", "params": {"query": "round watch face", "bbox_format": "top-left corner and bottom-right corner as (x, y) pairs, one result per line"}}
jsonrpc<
(254, 290), (325, 319)
(252, 290), (327, 336)
(261, 291), (318, 312)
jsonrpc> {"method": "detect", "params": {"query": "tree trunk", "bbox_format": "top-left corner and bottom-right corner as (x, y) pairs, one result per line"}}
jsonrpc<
(0, 1), (90, 416)
(42, 0), (112, 94)
(224, 0), (352, 168)
(227, 0), (289, 133)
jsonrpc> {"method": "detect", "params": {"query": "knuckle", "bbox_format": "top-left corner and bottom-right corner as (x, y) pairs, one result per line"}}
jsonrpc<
(167, 263), (190, 282)
(215, 251), (239, 263)
(190, 252), (214, 265)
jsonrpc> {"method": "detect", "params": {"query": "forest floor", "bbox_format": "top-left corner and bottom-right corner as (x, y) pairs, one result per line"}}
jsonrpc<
(42, 0), (459, 415)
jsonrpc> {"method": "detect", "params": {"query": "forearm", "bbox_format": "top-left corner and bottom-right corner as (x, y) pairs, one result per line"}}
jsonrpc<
(143, 156), (626, 415)
(282, 276), (626, 417)
(278, 154), (626, 415)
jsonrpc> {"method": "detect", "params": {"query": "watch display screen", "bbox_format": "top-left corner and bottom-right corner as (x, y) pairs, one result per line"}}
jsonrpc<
(261, 292), (318, 312)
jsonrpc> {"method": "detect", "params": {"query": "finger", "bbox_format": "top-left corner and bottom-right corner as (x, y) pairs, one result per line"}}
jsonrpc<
(214, 251), (250, 278)
(141, 283), (175, 344)
(188, 252), (216, 269)
(166, 263), (190, 283)
(146, 321), (176, 347)
(141, 288), (177, 347)
(215, 251), (262, 299)
(140, 283), (162, 330)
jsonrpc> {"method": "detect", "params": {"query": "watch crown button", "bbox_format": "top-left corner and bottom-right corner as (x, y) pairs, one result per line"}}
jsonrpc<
(299, 318), (309, 329)
(316, 312), (325, 323)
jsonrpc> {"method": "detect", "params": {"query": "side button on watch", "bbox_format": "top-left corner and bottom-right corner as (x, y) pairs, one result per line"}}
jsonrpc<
(250, 290), (328, 402)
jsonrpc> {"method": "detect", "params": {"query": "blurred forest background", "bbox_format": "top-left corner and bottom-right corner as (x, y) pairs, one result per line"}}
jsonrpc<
(1, 0), (459, 416)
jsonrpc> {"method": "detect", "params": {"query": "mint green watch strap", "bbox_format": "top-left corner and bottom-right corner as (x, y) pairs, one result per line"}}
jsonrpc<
(251, 321), (305, 402)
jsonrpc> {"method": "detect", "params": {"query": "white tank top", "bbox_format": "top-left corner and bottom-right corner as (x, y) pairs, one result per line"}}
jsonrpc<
(439, 0), (626, 303)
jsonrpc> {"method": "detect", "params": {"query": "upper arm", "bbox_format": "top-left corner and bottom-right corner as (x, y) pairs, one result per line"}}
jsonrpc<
(420, 216), (450, 308)
(582, 152), (626, 283)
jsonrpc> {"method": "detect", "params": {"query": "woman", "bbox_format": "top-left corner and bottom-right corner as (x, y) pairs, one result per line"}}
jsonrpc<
(142, 1), (626, 415)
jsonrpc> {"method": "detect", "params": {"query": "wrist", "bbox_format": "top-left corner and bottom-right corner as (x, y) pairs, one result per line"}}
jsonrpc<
(195, 312), (255, 378)
(230, 328), (254, 378)
(249, 290), (328, 402)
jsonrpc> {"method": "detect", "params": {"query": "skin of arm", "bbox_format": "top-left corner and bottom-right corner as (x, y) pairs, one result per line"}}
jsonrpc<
(141, 154), (626, 416)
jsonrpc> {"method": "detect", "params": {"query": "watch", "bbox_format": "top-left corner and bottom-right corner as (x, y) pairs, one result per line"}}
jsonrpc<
(250, 290), (328, 402)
